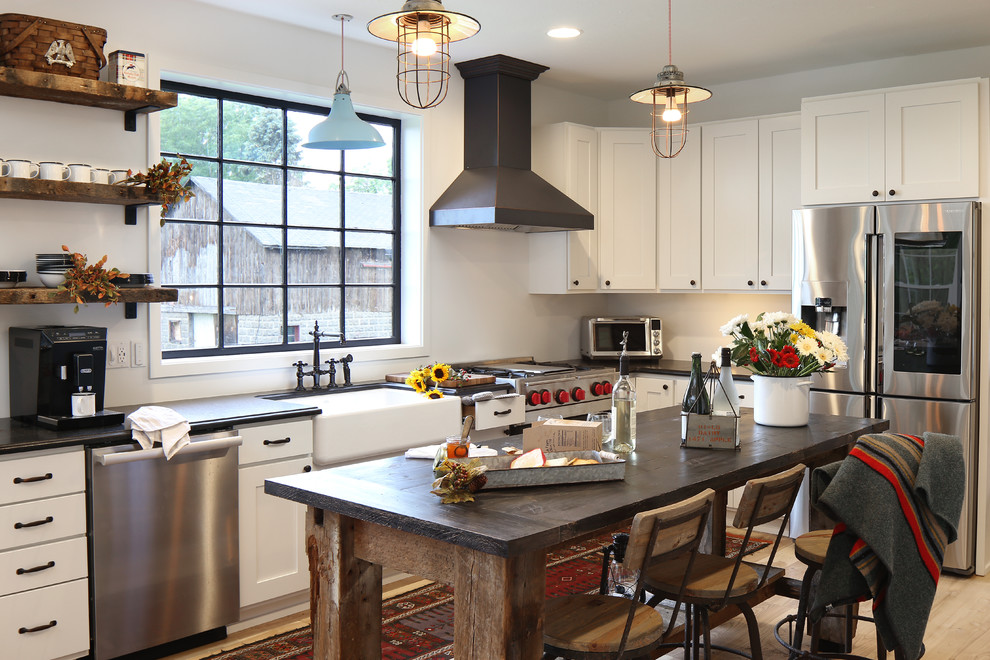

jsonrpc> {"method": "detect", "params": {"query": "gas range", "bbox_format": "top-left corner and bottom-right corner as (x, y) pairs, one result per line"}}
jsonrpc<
(456, 358), (617, 422)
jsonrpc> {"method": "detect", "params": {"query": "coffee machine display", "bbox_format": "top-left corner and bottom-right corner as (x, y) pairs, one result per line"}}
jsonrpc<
(9, 326), (125, 430)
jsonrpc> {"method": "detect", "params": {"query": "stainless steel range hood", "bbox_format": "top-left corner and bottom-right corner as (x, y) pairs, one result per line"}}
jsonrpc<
(430, 55), (594, 232)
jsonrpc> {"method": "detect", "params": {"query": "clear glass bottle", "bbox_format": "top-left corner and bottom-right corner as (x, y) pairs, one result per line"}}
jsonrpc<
(611, 339), (637, 453)
(681, 352), (711, 440)
(711, 347), (740, 416)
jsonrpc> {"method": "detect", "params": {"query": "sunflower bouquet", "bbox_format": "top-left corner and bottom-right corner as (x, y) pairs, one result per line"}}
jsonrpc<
(720, 311), (849, 377)
(405, 362), (468, 399)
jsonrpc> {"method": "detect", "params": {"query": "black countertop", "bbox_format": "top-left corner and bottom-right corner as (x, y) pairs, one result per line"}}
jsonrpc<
(572, 357), (755, 381)
(0, 392), (322, 456)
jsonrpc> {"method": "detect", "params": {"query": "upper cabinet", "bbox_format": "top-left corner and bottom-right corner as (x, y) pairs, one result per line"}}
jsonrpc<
(530, 123), (600, 293)
(801, 80), (979, 205)
(758, 115), (802, 290)
(598, 128), (657, 290)
(656, 135), (702, 291)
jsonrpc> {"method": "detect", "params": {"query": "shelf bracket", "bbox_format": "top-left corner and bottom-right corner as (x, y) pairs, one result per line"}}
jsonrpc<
(124, 205), (138, 225)
(124, 302), (137, 319)
(124, 105), (157, 132)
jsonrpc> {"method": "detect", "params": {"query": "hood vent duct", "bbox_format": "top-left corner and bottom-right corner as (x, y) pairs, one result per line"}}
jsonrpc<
(429, 54), (594, 232)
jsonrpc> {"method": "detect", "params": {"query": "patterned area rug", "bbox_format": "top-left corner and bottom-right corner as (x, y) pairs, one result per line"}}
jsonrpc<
(204, 531), (769, 660)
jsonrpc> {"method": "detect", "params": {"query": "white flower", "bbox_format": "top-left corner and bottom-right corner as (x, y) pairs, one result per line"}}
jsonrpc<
(763, 311), (796, 325)
(818, 330), (849, 361)
(814, 347), (834, 366)
(720, 314), (749, 336)
(794, 335), (818, 356)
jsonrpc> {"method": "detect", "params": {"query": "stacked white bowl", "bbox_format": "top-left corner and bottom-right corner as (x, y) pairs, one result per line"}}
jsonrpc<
(36, 253), (74, 288)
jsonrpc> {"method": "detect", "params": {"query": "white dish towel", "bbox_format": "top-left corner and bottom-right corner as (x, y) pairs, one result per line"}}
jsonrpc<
(126, 406), (191, 460)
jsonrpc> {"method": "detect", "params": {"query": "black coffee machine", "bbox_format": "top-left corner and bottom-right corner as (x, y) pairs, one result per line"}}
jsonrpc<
(9, 326), (125, 430)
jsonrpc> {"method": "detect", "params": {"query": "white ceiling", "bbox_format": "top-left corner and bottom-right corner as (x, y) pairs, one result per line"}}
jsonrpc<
(192, 0), (990, 100)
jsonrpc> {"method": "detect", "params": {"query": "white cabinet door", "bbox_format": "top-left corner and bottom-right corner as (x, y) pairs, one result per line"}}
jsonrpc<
(599, 129), (657, 290)
(885, 81), (979, 201)
(530, 123), (600, 293)
(702, 120), (760, 291)
(238, 457), (311, 607)
(758, 114), (801, 291)
(657, 135), (702, 291)
(801, 93), (885, 205)
(635, 376), (676, 412)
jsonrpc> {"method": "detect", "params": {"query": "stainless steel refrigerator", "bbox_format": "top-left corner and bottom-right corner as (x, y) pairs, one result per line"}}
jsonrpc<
(792, 201), (979, 573)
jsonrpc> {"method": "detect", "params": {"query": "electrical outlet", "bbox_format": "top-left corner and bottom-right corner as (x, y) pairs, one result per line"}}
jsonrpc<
(107, 341), (128, 369)
(131, 341), (146, 367)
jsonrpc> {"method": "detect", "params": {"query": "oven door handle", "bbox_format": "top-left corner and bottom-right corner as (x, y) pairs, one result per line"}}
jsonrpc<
(97, 435), (243, 466)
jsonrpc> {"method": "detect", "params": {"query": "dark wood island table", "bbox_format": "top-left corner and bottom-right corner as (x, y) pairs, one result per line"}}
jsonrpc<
(266, 406), (889, 660)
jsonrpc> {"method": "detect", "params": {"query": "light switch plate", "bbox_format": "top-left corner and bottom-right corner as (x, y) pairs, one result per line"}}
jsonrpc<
(107, 341), (128, 369)
(131, 341), (146, 367)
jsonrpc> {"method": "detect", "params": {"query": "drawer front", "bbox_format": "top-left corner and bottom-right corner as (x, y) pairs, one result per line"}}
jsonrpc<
(0, 494), (87, 552)
(475, 395), (525, 430)
(0, 578), (89, 660)
(0, 449), (84, 505)
(0, 537), (88, 596)
(238, 419), (314, 465)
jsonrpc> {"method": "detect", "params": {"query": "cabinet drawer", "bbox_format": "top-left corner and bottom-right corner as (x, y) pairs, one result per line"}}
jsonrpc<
(0, 577), (89, 660)
(474, 395), (525, 430)
(238, 419), (314, 465)
(0, 449), (84, 505)
(0, 537), (87, 596)
(0, 494), (86, 552)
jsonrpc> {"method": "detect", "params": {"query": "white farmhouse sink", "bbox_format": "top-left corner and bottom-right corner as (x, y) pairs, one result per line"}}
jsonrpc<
(308, 387), (461, 467)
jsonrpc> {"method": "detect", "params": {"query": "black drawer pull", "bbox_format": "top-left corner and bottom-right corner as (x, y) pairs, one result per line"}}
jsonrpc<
(263, 437), (292, 446)
(14, 516), (54, 530)
(13, 473), (53, 485)
(17, 560), (55, 575)
(493, 409), (513, 416)
(19, 620), (57, 635)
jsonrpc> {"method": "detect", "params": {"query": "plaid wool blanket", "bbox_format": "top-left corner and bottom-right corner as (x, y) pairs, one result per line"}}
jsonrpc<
(808, 432), (965, 660)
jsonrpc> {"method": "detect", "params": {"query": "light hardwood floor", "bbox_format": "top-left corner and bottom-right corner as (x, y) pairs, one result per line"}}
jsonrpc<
(165, 539), (990, 659)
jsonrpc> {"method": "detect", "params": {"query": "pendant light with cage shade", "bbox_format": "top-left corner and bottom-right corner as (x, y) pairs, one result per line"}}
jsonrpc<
(303, 14), (384, 150)
(630, 0), (711, 158)
(368, 0), (481, 109)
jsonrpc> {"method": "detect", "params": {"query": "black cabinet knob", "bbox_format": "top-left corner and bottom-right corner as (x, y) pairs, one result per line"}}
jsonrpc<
(747, 280), (754, 286)
(604, 280), (610, 286)
(303, 465), (312, 473)
(662, 384), (669, 390)
(760, 280), (767, 286)
(572, 280), (579, 286)
(689, 279), (696, 286)
(872, 190), (880, 197)
(889, 189), (895, 196)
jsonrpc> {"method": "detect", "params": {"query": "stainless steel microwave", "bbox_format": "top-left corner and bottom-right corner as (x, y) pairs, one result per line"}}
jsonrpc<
(581, 317), (662, 359)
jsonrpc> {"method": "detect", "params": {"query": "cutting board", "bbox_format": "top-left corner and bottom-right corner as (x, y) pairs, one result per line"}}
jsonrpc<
(385, 373), (496, 387)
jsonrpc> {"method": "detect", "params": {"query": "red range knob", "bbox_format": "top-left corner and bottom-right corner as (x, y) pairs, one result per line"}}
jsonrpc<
(528, 391), (542, 406)
(603, 381), (613, 395)
(555, 389), (570, 404)
(540, 389), (551, 405)
(571, 387), (586, 401)
(590, 381), (603, 396)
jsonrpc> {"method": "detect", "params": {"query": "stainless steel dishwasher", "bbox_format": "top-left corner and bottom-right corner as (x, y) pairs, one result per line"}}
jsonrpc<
(87, 430), (242, 660)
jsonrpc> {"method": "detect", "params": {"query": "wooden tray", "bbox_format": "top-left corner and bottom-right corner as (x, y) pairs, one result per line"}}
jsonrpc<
(385, 373), (496, 387)
(447, 451), (625, 489)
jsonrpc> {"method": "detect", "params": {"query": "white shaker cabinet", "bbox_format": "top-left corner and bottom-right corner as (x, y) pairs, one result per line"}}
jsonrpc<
(758, 114), (802, 291)
(635, 375), (678, 412)
(657, 135), (703, 291)
(530, 123), (600, 293)
(598, 128), (658, 290)
(801, 80), (979, 205)
(236, 418), (314, 609)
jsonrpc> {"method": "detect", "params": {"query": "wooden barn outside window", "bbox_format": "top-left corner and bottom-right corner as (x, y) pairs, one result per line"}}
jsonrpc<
(158, 82), (401, 358)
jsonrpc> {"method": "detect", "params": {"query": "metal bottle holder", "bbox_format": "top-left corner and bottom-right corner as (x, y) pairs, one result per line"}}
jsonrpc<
(681, 361), (740, 450)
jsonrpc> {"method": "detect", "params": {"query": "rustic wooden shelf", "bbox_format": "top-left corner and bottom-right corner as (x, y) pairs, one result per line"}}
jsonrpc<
(0, 177), (161, 224)
(0, 287), (178, 319)
(0, 67), (178, 131)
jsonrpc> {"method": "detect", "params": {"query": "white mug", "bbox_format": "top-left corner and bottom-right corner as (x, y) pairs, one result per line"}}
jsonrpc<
(91, 168), (111, 185)
(67, 163), (92, 183)
(109, 169), (130, 185)
(39, 161), (70, 181)
(5, 159), (39, 179)
(71, 392), (96, 417)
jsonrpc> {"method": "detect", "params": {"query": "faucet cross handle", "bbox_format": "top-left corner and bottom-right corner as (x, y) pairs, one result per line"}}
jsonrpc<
(292, 361), (308, 391)
(325, 358), (338, 388)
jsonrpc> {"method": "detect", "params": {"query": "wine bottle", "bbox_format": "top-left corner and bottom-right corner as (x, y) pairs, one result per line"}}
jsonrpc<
(711, 347), (740, 416)
(611, 334), (637, 453)
(681, 352), (711, 440)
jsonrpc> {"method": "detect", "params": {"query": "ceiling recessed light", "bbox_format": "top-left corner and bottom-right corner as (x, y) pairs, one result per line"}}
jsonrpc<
(547, 27), (582, 39)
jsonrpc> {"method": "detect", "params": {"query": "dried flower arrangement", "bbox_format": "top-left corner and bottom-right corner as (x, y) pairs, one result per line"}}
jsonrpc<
(54, 245), (128, 312)
(431, 457), (488, 503)
(122, 157), (194, 226)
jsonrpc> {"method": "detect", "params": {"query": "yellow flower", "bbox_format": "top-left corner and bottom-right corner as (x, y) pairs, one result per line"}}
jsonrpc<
(406, 373), (427, 392)
(789, 321), (816, 338)
(430, 363), (452, 383)
(425, 389), (445, 399)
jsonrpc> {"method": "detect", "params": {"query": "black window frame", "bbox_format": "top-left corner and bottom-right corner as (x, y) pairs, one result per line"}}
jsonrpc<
(159, 81), (402, 359)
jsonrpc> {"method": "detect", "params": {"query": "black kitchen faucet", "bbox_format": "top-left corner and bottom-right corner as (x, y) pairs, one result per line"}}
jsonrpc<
(293, 321), (346, 390)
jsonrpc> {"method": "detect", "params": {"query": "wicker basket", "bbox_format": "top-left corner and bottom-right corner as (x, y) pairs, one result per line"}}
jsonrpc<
(0, 14), (107, 79)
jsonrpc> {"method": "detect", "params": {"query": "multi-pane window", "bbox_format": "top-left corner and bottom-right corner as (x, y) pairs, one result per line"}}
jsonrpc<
(158, 82), (401, 357)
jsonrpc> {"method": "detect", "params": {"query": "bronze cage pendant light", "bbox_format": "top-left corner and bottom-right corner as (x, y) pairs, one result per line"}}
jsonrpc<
(368, 0), (481, 109)
(630, 0), (711, 158)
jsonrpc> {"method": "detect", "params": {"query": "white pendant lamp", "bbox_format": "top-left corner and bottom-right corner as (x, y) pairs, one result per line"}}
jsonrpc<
(303, 14), (384, 150)
(368, 0), (481, 109)
(630, 0), (711, 158)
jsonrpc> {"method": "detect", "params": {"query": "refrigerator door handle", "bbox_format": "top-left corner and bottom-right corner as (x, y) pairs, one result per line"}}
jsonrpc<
(872, 231), (883, 394)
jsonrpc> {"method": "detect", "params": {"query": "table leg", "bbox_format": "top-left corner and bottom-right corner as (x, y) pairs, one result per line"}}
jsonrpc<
(307, 507), (382, 659)
(453, 546), (546, 659)
(711, 490), (728, 556)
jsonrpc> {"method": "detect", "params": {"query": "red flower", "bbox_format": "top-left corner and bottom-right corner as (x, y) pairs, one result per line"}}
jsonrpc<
(768, 348), (782, 366)
(749, 347), (759, 363)
(782, 352), (801, 369)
